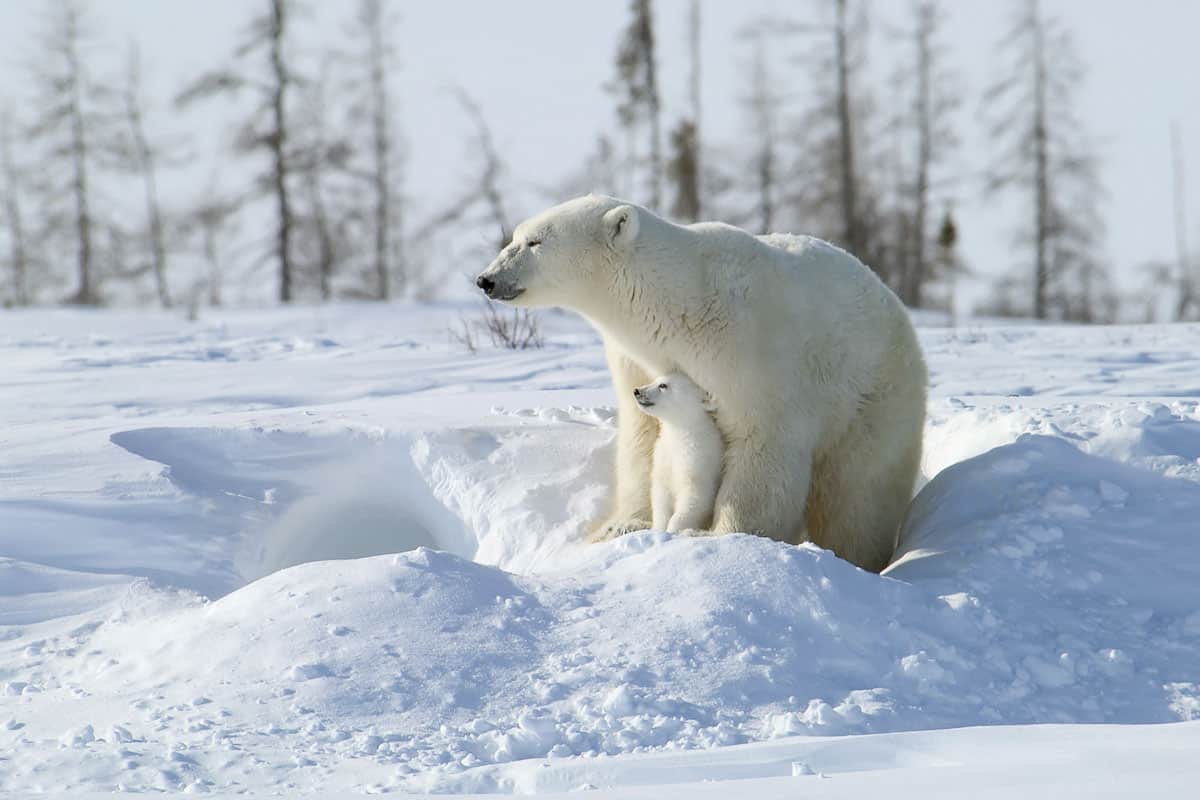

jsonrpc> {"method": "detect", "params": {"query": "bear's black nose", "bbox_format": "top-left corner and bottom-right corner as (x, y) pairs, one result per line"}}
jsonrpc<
(476, 275), (496, 296)
(633, 388), (643, 398)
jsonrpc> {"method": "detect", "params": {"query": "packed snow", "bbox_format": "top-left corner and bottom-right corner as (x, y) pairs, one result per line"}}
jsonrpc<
(2, 304), (1199, 796)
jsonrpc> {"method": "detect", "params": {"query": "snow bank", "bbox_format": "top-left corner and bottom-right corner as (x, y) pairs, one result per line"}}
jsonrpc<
(6, 428), (1199, 793)
(3, 307), (1200, 794)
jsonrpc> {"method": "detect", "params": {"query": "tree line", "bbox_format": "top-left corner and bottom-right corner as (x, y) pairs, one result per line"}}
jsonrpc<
(1, 0), (408, 309)
(0, 0), (1196, 322)
(597, 0), (1195, 323)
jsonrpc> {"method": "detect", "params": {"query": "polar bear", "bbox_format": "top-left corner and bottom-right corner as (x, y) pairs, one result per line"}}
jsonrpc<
(633, 372), (723, 533)
(475, 195), (926, 572)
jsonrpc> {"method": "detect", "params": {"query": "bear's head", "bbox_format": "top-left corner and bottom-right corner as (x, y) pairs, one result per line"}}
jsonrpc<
(632, 372), (713, 424)
(475, 195), (639, 308)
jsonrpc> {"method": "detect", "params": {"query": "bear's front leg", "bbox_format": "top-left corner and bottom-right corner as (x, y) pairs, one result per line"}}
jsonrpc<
(588, 342), (656, 541)
(710, 428), (813, 544)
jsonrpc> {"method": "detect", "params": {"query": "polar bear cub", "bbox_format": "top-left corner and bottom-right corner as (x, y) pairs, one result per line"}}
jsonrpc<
(633, 372), (723, 533)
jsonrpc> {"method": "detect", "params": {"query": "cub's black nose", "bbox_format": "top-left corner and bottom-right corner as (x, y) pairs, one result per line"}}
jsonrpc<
(633, 388), (643, 398)
(476, 275), (495, 296)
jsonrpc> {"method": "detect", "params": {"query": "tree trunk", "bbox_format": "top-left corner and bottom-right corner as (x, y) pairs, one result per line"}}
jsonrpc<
(269, 0), (294, 304)
(909, 3), (934, 309)
(202, 221), (222, 307)
(1030, 0), (1049, 320)
(758, 145), (774, 234)
(366, 0), (393, 300)
(1, 113), (29, 306)
(145, 170), (171, 308)
(1171, 122), (1193, 320)
(748, 34), (775, 235)
(305, 165), (335, 302)
(688, 0), (701, 219)
(65, 8), (94, 305)
(834, 0), (861, 256)
(637, 0), (661, 212)
(124, 65), (172, 308)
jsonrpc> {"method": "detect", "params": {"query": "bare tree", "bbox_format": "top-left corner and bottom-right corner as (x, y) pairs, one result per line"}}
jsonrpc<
(27, 1), (107, 305)
(116, 44), (173, 307)
(611, 0), (662, 210)
(265, 0), (295, 303)
(407, 89), (513, 298)
(890, 0), (961, 308)
(903, 4), (935, 306)
(1130, 124), (1197, 322)
(932, 206), (964, 320)
(344, 0), (404, 300)
(293, 61), (355, 302)
(1, 108), (32, 306)
(177, 0), (301, 303)
(687, 0), (702, 218)
(665, 120), (700, 222)
(740, 27), (780, 234)
(664, 0), (704, 222)
(1171, 123), (1197, 320)
(189, 185), (242, 309)
(983, 0), (1108, 321)
(1133, 260), (1171, 322)
(832, 0), (863, 257)
(424, 89), (512, 252)
(775, 1), (881, 269)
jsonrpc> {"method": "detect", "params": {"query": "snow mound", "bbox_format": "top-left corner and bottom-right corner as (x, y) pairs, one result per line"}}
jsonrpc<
(922, 398), (1200, 483)
(5, 434), (1199, 793)
(891, 435), (1200, 724)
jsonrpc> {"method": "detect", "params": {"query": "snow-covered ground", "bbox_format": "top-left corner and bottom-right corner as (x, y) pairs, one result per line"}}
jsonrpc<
(2, 303), (1199, 797)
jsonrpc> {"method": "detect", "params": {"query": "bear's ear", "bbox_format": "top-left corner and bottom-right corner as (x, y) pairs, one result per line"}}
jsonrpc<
(602, 205), (639, 251)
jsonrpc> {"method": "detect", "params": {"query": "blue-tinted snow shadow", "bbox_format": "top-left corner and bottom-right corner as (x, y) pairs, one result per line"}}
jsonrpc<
(102, 427), (474, 595)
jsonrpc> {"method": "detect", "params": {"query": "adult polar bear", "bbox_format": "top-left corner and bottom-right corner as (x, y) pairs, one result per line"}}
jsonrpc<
(475, 195), (927, 572)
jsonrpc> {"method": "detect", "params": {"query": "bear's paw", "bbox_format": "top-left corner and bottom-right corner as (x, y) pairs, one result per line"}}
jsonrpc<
(587, 517), (653, 543)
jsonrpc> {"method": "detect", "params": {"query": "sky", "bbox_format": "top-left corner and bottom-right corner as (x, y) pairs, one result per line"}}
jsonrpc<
(0, 0), (1198, 305)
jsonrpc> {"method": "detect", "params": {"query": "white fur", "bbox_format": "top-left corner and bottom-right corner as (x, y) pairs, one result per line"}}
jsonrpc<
(476, 195), (927, 572)
(633, 372), (723, 533)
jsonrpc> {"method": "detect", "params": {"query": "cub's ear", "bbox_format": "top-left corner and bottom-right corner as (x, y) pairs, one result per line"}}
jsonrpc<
(602, 204), (639, 250)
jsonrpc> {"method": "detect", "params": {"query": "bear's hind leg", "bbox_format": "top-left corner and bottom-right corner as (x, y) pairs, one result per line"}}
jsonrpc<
(806, 398), (923, 572)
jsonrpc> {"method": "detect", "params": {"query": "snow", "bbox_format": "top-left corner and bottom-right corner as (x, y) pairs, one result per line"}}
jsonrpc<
(2, 303), (1200, 796)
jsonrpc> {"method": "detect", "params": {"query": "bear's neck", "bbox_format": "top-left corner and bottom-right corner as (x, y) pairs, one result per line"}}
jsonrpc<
(579, 218), (714, 372)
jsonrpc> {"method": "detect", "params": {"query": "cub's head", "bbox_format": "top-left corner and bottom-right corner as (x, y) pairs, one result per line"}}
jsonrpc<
(474, 195), (640, 308)
(632, 372), (711, 423)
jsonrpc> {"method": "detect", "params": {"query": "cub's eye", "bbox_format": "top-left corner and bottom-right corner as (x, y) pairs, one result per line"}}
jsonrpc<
(527, 239), (542, 248)
(658, 383), (668, 390)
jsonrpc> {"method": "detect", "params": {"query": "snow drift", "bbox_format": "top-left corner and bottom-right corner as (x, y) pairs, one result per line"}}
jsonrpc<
(7, 426), (1200, 793)
(2, 306), (1200, 794)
